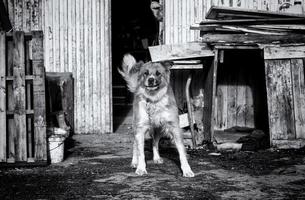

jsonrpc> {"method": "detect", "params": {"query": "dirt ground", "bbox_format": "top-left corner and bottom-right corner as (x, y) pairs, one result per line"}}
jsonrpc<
(1, 133), (305, 200)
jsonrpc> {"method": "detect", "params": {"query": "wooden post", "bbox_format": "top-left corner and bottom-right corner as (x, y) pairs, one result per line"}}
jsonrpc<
(185, 73), (196, 147)
(32, 31), (47, 161)
(203, 50), (218, 143)
(0, 32), (6, 162)
(13, 31), (27, 162)
(6, 39), (15, 162)
(291, 59), (305, 139)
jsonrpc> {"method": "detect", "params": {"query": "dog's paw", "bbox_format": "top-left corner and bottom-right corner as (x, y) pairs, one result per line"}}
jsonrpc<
(182, 169), (195, 178)
(135, 168), (148, 176)
(153, 158), (164, 164)
(131, 163), (137, 169)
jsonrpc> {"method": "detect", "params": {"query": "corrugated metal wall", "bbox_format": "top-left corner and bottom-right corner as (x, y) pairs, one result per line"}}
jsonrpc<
(43, 0), (112, 134)
(7, 0), (112, 134)
(163, 0), (305, 44)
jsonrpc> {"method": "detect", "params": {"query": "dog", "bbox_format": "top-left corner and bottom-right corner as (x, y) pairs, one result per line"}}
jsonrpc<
(118, 54), (194, 177)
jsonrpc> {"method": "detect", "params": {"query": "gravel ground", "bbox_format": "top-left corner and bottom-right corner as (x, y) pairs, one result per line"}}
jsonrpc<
(1, 133), (305, 200)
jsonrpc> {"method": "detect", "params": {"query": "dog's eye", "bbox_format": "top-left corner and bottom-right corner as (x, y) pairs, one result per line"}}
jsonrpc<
(156, 71), (161, 76)
(144, 71), (149, 76)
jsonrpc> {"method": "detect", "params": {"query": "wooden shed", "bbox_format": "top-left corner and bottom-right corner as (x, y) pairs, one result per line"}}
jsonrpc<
(205, 43), (305, 149)
(150, 4), (305, 149)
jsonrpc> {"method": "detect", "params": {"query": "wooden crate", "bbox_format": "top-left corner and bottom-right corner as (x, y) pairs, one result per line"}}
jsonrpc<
(46, 72), (74, 132)
(0, 31), (47, 165)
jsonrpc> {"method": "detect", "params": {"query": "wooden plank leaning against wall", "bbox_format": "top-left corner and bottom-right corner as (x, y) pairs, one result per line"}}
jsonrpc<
(13, 32), (27, 162)
(1, 31), (47, 164)
(0, 32), (6, 162)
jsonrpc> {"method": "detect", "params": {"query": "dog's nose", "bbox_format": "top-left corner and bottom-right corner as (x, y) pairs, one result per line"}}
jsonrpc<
(148, 77), (155, 85)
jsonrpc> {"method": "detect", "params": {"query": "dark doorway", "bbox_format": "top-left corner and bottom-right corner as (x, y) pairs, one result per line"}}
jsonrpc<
(214, 49), (270, 148)
(111, 0), (160, 132)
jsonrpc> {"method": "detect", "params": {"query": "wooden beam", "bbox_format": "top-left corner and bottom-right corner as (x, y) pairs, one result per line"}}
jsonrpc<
(203, 51), (218, 143)
(0, 31), (6, 162)
(32, 31), (47, 161)
(206, 6), (305, 20)
(149, 42), (214, 62)
(200, 33), (305, 44)
(13, 31), (27, 162)
(263, 45), (305, 60)
(272, 139), (305, 149)
(291, 59), (305, 139)
(251, 25), (305, 31)
(198, 18), (305, 26)
(220, 25), (288, 35)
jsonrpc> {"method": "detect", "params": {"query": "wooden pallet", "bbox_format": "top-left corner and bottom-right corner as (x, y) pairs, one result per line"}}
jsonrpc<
(0, 31), (47, 165)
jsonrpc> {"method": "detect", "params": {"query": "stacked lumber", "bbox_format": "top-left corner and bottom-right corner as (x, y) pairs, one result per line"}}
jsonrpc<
(191, 6), (305, 44)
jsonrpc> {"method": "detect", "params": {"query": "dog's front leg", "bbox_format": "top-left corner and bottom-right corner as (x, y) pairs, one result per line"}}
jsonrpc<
(168, 125), (195, 177)
(131, 140), (138, 168)
(134, 126), (148, 176)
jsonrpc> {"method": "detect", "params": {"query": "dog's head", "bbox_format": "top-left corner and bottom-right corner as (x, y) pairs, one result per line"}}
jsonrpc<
(119, 54), (173, 102)
(139, 61), (171, 93)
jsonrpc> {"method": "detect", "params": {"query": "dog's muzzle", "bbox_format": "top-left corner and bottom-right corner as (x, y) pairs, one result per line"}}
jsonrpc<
(146, 77), (159, 90)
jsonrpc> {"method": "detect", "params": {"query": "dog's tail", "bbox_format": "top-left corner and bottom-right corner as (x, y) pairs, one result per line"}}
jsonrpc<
(118, 54), (142, 93)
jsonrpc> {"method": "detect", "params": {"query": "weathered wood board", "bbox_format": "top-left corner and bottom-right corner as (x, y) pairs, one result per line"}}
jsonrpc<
(265, 59), (295, 140)
(264, 45), (305, 147)
(206, 6), (305, 20)
(149, 42), (214, 62)
(13, 31), (27, 162)
(291, 59), (305, 139)
(32, 31), (47, 161)
(203, 52), (218, 142)
(263, 45), (305, 60)
(0, 32), (6, 162)
(200, 33), (305, 44)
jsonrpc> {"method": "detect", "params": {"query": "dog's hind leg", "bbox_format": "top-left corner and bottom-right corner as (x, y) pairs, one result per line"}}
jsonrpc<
(168, 125), (195, 177)
(152, 130), (164, 164)
(134, 127), (148, 176)
(131, 140), (138, 168)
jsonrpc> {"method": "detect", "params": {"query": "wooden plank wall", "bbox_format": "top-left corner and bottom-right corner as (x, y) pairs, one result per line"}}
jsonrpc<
(6, 0), (112, 134)
(264, 46), (305, 144)
(163, 0), (305, 44)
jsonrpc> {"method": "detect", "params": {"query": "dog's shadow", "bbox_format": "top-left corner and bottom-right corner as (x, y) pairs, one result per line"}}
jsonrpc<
(144, 139), (181, 169)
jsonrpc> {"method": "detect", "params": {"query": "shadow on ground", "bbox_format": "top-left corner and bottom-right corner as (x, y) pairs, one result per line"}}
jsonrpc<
(1, 133), (305, 199)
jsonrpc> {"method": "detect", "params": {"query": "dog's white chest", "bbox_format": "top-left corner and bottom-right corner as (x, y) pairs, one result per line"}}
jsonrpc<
(145, 97), (171, 126)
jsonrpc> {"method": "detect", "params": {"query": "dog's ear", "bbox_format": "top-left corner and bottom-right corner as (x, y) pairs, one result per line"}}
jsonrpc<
(161, 61), (174, 71)
(130, 61), (144, 74)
